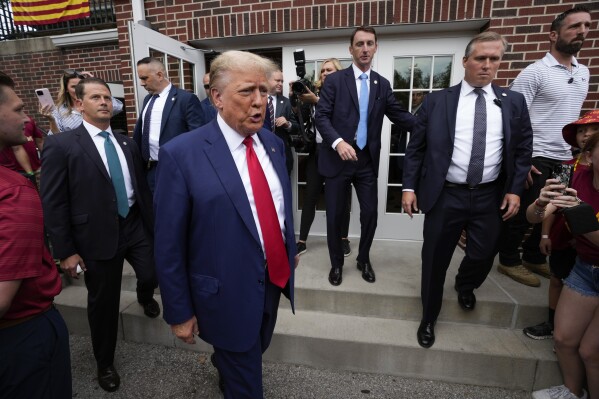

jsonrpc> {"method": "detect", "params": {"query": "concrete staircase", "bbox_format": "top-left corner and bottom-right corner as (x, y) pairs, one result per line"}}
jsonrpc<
(55, 237), (560, 392)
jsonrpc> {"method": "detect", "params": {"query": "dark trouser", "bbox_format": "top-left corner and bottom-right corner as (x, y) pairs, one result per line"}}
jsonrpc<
(299, 146), (350, 241)
(421, 183), (502, 322)
(498, 157), (561, 266)
(212, 272), (282, 399)
(325, 147), (377, 269)
(0, 307), (72, 399)
(84, 205), (157, 369)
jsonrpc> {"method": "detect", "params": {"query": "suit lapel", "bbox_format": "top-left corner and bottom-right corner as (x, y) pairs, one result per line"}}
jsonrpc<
(446, 83), (461, 143)
(160, 86), (178, 134)
(75, 126), (111, 182)
(368, 71), (379, 114)
(257, 130), (288, 192)
(203, 121), (262, 246)
(492, 84), (511, 148)
(343, 67), (359, 111)
(275, 95), (284, 118)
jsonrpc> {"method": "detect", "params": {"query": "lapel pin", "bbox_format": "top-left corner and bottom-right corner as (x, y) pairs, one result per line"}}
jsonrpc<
(123, 142), (127, 146)
(374, 80), (378, 84)
(501, 92), (507, 97)
(271, 147), (276, 153)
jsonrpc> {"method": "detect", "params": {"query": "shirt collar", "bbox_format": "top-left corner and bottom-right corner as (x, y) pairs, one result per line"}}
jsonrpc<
(217, 113), (259, 153)
(352, 64), (371, 80)
(157, 83), (173, 98)
(461, 80), (493, 97)
(83, 120), (113, 138)
(542, 52), (579, 68)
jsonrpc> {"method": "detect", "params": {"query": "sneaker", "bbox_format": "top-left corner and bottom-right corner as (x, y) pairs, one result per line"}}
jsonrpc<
(523, 261), (551, 278)
(523, 321), (553, 340)
(532, 385), (588, 399)
(342, 239), (351, 257)
(497, 264), (540, 287)
(296, 242), (307, 256)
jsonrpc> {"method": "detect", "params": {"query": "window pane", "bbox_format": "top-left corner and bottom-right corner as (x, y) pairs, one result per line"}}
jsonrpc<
(167, 55), (181, 88)
(386, 186), (404, 213)
(433, 56), (453, 88)
(387, 155), (404, 184)
(393, 58), (412, 89)
(413, 57), (432, 89)
(389, 124), (407, 154)
(410, 91), (427, 114)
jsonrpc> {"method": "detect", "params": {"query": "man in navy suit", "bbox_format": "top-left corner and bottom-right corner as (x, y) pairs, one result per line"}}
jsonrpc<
(315, 26), (415, 286)
(154, 51), (298, 398)
(41, 78), (159, 391)
(402, 32), (533, 349)
(199, 72), (217, 125)
(133, 57), (204, 192)
(262, 69), (299, 175)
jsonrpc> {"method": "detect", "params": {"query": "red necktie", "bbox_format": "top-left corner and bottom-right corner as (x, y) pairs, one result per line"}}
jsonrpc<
(243, 136), (290, 289)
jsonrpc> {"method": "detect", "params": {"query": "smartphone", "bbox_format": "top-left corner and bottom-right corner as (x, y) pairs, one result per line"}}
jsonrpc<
(550, 164), (573, 193)
(35, 88), (54, 108)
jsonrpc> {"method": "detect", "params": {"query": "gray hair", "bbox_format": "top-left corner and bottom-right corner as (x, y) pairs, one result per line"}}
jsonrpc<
(464, 32), (508, 58)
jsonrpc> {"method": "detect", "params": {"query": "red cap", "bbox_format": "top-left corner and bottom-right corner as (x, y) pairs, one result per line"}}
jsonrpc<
(562, 110), (599, 148)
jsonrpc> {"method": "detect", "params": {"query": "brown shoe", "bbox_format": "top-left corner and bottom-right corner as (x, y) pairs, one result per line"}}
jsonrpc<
(522, 261), (551, 279)
(497, 264), (540, 287)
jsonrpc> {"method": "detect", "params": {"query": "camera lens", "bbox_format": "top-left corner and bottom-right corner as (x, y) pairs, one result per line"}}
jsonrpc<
(36, 90), (43, 95)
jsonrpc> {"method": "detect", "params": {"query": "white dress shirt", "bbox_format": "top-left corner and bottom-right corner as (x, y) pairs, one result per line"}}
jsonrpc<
(141, 83), (172, 161)
(83, 120), (135, 207)
(446, 80), (503, 184)
(217, 114), (286, 252)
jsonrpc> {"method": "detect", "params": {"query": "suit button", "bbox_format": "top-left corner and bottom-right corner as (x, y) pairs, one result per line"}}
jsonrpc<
(258, 280), (264, 285)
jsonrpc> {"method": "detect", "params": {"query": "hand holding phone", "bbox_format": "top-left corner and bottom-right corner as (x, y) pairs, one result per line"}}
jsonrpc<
(550, 164), (573, 194)
(35, 88), (54, 109)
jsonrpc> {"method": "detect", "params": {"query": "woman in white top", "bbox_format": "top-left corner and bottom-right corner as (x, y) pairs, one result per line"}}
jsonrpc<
(40, 69), (123, 133)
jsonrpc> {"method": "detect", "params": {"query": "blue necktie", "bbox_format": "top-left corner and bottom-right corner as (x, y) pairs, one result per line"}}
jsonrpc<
(357, 73), (369, 149)
(141, 94), (159, 162)
(466, 88), (487, 187)
(99, 131), (129, 218)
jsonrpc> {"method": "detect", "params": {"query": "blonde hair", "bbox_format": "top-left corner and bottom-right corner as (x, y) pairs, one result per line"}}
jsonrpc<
(315, 58), (343, 91)
(210, 51), (277, 91)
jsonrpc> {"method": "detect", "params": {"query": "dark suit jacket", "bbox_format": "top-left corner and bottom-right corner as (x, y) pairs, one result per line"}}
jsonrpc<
(315, 66), (415, 178)
(41, 124), (154, 260)
(153, 120), (296, 353)
(199, 97), (217, 126)
(403, 82), (533, 213)
(133, 85), (204, 151)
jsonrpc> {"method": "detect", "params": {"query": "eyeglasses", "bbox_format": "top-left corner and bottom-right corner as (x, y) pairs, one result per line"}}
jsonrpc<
(203, 84), (210, 89)
(64, 69), (85, 79)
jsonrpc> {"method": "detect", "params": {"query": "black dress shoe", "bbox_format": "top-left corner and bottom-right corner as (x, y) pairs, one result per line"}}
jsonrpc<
(417, 321), (436, 349)
(356, 260), (375, 283)
(328, 267), (342, 286)
(457, 290), (476, 311)
(139, 298), (161, 318)
(98, 365), (120, 392)
(210, 354), (225, 393)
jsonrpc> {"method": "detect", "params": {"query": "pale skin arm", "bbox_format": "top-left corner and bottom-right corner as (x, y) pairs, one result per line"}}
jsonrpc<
(499, 194), (520, 221)
(0, 280), (22, 318)
(401, 191), (418, 218)
(60, 253), (86, 279)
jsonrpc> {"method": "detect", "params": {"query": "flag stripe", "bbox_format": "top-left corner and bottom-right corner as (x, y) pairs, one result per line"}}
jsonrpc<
(12, 0), (90, 26)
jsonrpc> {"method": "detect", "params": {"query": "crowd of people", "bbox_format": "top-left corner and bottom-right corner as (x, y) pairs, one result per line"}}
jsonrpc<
(0, 5), (596, 399)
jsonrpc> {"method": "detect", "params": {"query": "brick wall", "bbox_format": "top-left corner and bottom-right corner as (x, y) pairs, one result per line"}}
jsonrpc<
(0, 43), (121, 131)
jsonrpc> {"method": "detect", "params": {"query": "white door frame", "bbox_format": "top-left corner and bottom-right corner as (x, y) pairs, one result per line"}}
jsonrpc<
(128, 21), (206, 114)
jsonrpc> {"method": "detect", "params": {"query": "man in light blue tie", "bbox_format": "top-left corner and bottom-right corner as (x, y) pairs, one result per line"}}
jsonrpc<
(41, 78), (159, 392)
(315, 26), (415, 286)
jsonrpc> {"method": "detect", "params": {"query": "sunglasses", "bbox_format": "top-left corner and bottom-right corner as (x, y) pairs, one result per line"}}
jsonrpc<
(203, 84), (210, 89)
(64, 69), (85, 79)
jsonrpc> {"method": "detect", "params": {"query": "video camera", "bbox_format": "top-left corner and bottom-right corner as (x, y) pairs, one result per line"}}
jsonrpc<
(288, 49), (316, 153)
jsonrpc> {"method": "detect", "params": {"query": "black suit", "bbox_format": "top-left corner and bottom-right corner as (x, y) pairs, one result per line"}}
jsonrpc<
(41, 124), (157, 369)
(403, 83), (532, 322)
(315, 66), (414, 269)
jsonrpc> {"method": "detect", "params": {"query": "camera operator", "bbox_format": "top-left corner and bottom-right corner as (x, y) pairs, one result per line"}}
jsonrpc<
(263, 69), (299, 176)
(295, 58), (352, 258)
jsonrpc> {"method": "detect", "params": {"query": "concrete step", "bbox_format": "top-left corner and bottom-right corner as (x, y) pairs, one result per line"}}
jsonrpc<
(64, 237), (550, 330)
(54, 285), (560, 391)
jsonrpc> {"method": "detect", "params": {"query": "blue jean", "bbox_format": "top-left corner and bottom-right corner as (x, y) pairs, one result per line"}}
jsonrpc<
(564, 257), (599, 297)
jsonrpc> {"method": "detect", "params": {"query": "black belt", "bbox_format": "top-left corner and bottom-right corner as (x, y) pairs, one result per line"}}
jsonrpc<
(146, 160), (158, 170)
(444, 180), (497, 190)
